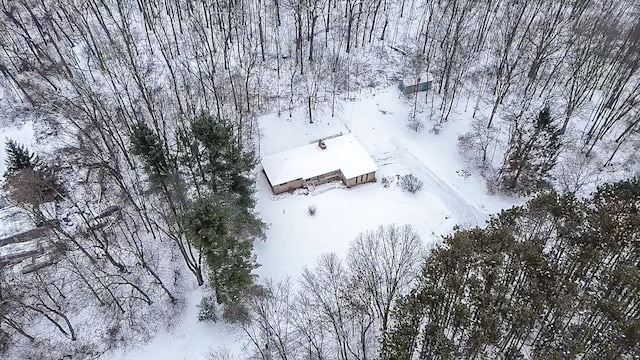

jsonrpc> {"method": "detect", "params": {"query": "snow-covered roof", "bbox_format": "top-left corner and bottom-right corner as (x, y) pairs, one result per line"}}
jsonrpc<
(0, 206), (34, 242)
(261, 134), (378, 186)
(0, 240), (40, 262)
(402, 72), (434, 85)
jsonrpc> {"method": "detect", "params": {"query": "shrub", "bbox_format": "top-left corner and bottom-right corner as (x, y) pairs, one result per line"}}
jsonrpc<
(197, 296), (218, 322)
(106, 325), (122, 347)
(401, 174), (423, 194)
(407, 113), (424, 132)
(308, 204), (317, 216)
(205, 348), (239, 360)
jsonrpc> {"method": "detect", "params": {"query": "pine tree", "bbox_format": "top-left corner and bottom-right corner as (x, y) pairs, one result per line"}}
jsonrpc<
(177, 113), (264, 310)
(382, 179), (640, 358)
(129, 122), (205, 285)
(3, 140), (64, 224)
(380, 293), (426, 360)
(4, 139), (37, 176)
(498, 107), (561, 194)
(129, 122), (173, 191)
(182, 194), (261, 306)
(186, 113), (256, 207)
(129, 114), (264, 311)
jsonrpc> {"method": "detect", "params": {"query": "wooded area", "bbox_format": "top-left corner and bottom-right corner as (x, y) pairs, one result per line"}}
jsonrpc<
(0, 0), (638, 358)
(383, 180), (640, 359)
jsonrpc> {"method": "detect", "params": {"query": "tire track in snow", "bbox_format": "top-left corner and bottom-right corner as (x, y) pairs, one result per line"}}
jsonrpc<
(388, 137), (487, 228)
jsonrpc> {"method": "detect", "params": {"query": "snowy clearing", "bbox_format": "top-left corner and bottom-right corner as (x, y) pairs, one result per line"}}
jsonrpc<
(254, 86), (519, 282)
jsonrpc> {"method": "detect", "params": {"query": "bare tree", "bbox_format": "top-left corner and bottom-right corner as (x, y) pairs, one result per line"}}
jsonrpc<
(240, 279), (298, 360)
(458, 115), (502, 172)
(300, 253), (352, 360)
(485, 0), (543, 128)
(347, 224), (424, 334)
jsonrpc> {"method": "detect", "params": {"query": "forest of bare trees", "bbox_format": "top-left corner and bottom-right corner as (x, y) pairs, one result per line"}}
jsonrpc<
(0, 0), (638, 358)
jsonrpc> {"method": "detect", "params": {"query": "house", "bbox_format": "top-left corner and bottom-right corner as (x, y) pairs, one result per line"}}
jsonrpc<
(399, 73), (433, 94)
(261, 133), (378, 194)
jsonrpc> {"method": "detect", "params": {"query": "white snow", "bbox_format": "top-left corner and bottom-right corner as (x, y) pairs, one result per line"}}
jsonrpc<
(253, 86), (519, 282)
(105, 287), (244, 360)
(402, 72), (434, 85)
(261, 133), (378, 186)
(0, 239), (39, 259)
(105, 85), (521, 359)
(0, 206), (34, 240)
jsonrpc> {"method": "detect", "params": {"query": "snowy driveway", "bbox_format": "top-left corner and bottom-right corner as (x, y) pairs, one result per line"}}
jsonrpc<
(388, 137), (487, 228)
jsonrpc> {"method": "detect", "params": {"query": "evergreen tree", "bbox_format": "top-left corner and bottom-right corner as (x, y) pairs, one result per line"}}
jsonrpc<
(3, 140), (64, 224)
(381, 293), (427, 360)
(182, 194), (261, 306)
(498, 107), (561, 194)
(129, 122), (173, 192)
(180, 114), (264, 310)
(382, 179), (640, 359)
(182, 113), (256, 207)
(4, 139), (37, 176)
(129, 114), (264, 312)
(129, 122), (205, 285)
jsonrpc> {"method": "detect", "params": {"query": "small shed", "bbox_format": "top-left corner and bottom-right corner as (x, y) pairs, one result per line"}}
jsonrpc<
(399, 73), (433, 94)
(261, 134), (378, 194)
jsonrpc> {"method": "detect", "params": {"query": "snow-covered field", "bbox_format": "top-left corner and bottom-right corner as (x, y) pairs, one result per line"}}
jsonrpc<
(101, 86), (520, 359)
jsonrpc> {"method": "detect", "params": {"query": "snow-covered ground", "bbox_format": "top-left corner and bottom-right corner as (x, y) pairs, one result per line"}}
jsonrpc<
(254, 87), (518, 281)
(104, 86), (521, 359)
(105, 287), (243, 360)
